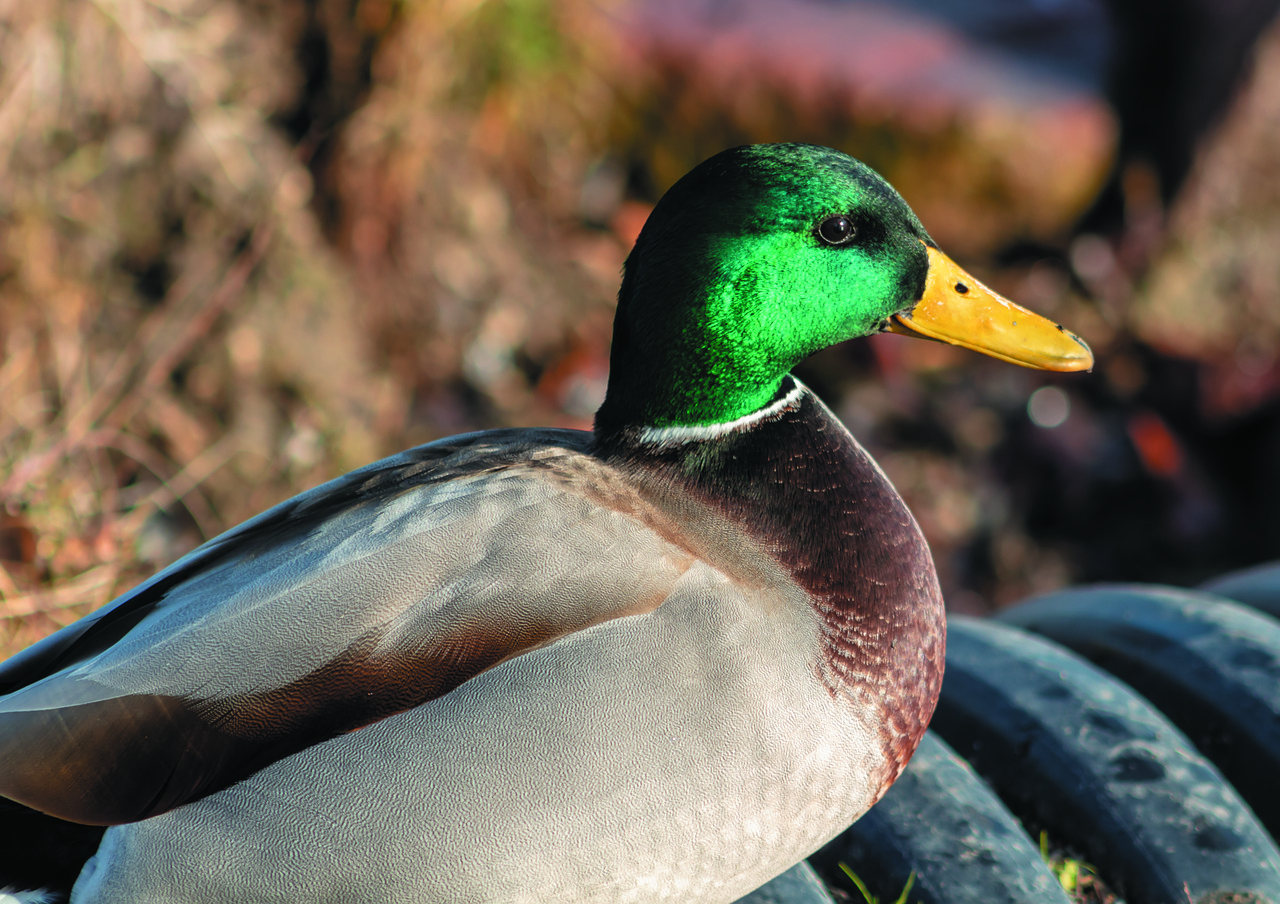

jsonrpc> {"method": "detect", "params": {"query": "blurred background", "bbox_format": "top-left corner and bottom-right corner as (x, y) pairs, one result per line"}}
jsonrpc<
(2, 0), (1280, 658)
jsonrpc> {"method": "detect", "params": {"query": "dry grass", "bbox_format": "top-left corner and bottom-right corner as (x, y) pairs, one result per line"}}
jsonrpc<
(4, 0), (1280, 658)
(0, 0), (627, 659)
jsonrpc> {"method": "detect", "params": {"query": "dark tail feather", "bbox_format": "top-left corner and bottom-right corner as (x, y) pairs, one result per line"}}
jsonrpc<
(0, 798), (104, 901)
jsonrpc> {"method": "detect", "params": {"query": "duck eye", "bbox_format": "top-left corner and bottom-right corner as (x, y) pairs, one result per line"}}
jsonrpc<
(817, 215), (856, 246)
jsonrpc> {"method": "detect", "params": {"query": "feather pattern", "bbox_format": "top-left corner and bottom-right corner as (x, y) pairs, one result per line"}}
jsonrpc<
(0, 430), (696, 824)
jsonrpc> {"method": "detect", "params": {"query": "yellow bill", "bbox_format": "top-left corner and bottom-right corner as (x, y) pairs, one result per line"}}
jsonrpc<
(886, 244), (1093, 372)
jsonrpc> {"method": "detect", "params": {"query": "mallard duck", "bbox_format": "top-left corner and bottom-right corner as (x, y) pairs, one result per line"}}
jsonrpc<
(0, 144), (1090, 903)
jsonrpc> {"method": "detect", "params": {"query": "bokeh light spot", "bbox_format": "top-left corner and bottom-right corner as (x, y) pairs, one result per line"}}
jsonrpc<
(1028, 386), (1070, 428)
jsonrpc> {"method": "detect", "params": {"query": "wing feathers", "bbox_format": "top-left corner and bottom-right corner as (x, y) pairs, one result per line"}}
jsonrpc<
(0, 694), (246, 824)
(0, 432), (697, 824)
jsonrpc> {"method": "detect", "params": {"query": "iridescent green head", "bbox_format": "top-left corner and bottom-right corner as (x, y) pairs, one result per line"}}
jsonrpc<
(593, 144), (1091, 437)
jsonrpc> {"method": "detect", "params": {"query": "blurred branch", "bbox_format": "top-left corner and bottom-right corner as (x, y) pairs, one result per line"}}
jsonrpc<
(105, 222), (274, 430)
(1, 223), (272, 501)
(0, 565), (120, 618)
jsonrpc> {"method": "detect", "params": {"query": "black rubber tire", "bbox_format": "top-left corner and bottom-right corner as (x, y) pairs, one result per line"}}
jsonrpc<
(735, 861), (836, 904)
(931, 616), (1280, 904)
(811, 731), (1072, 904)
(1203, 560), (1280, 620)
(999, 583), (1280, 838)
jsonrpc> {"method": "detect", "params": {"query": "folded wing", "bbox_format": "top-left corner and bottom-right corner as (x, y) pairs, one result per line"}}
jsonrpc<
(0, 429), (691, 824)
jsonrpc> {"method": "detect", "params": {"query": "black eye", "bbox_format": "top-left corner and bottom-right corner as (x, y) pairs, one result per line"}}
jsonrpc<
(817, 215), (856, 246)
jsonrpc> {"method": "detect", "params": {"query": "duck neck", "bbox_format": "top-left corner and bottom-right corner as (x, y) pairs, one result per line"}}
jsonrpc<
(592, 268), (792, 439)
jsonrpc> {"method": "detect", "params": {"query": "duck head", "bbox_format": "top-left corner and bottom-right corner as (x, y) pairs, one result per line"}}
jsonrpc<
(594, 143), (1091, 436)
